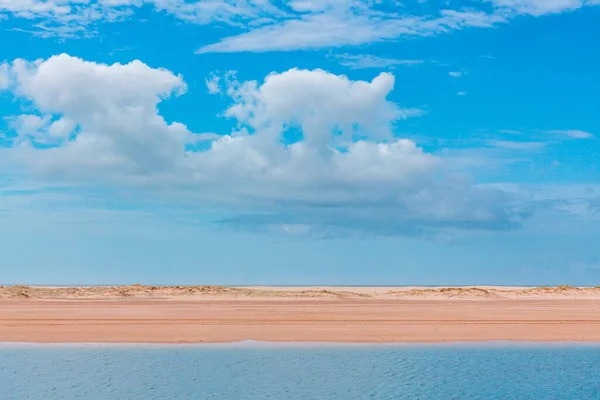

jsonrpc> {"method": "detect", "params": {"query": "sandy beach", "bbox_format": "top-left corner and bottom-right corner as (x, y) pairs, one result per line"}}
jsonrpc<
(2, 285), (600, 343)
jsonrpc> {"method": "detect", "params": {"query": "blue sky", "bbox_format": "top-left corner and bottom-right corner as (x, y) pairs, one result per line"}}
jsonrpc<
(0, 0), (599, 285)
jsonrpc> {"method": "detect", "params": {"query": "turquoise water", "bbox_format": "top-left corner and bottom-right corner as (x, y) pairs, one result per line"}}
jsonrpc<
(2, 343), (600, 399)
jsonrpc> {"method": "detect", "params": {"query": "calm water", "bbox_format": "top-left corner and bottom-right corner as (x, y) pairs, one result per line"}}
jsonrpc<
(2, 343), (600, 399)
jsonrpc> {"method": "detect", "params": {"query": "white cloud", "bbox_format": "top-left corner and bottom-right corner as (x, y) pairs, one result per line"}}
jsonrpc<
(487, 140), (547, 150)
(0, 0), (134, 38)
(149, 0), (282, 25)
(0, 54), (525, 235)
(188, 132), (222, 143)
(193, 0), (598, 52)
(219, 68), (422, 146)
(0, 63), (11, 90)
(490, 0), (588, 16)
(0, 0), (283, 38)
(488, 183), (600, 223)
(499, 129), (523, 135)
(547, 129), (595, 139)
(494, 128), (594, 141)
(331, 53), (424, 70)
(449, 71), (463, 77)
(3, 0), (598, 50)
(457, 91), (466, 96)
(197, 9), (507, 53)
(6, 114), (50, 141)
(6, 114), (79, 146)
(205, 74), (221, 94)
(46, 117), (77, 138)
(0, 0), (70, 15)
(4, 54), (190, 176)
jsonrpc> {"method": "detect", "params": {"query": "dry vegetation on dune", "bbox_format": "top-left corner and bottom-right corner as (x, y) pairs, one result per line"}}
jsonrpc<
(1, 285), (600, 300)
(396, 287), (500, 298)
(0, 285), (237, 300)
(518, 285), (579, 294)
(240, 289), (370, 299)
(394, 286), (600, 299)
(0, 285), (371, 300)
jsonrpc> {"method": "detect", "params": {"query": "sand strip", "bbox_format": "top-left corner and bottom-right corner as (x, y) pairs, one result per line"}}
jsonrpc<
(2, 298), (600, 343)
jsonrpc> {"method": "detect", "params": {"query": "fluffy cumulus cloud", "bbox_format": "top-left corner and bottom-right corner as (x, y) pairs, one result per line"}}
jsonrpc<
(0, 54), (527, 236)
(2, 54), (190, 177)
(4, 113), (78, 145)
(219, 68), (422, 145)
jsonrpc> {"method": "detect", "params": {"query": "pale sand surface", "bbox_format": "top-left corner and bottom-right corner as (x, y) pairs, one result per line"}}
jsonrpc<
(2, 286), (600, 343)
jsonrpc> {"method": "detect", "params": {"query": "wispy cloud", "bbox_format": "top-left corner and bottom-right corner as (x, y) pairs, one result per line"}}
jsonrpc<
(331, 53), (424, 70)
(197, 9), (508, 53)
(0, 0), (283, 38)
(487, 140), (547, 150)
(434, 126), (594, 173)
(490, 0), (596, 17)
(499, 129), (523, 135)
(196, 1), (600, 53)
(0, 0), (136, 38)
(497, 128), (595, 140)
(3, 0), (599, 50)
(547, 129), (595, 139)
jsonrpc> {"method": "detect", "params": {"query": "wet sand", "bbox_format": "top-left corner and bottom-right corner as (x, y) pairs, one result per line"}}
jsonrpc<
(2, 295), (600, 343)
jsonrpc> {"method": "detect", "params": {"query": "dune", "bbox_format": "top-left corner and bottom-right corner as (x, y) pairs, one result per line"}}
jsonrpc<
(2, 284), (600, 300)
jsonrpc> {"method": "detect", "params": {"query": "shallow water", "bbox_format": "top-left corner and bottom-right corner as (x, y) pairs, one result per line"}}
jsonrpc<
(2, 343), (600, 399)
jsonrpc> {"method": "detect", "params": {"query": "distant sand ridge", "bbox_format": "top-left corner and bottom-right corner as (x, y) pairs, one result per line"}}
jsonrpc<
(1, 285), (600, 300)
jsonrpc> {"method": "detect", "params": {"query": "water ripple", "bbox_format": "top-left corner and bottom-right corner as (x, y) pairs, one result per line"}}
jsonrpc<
(2, 345), (600, 399)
